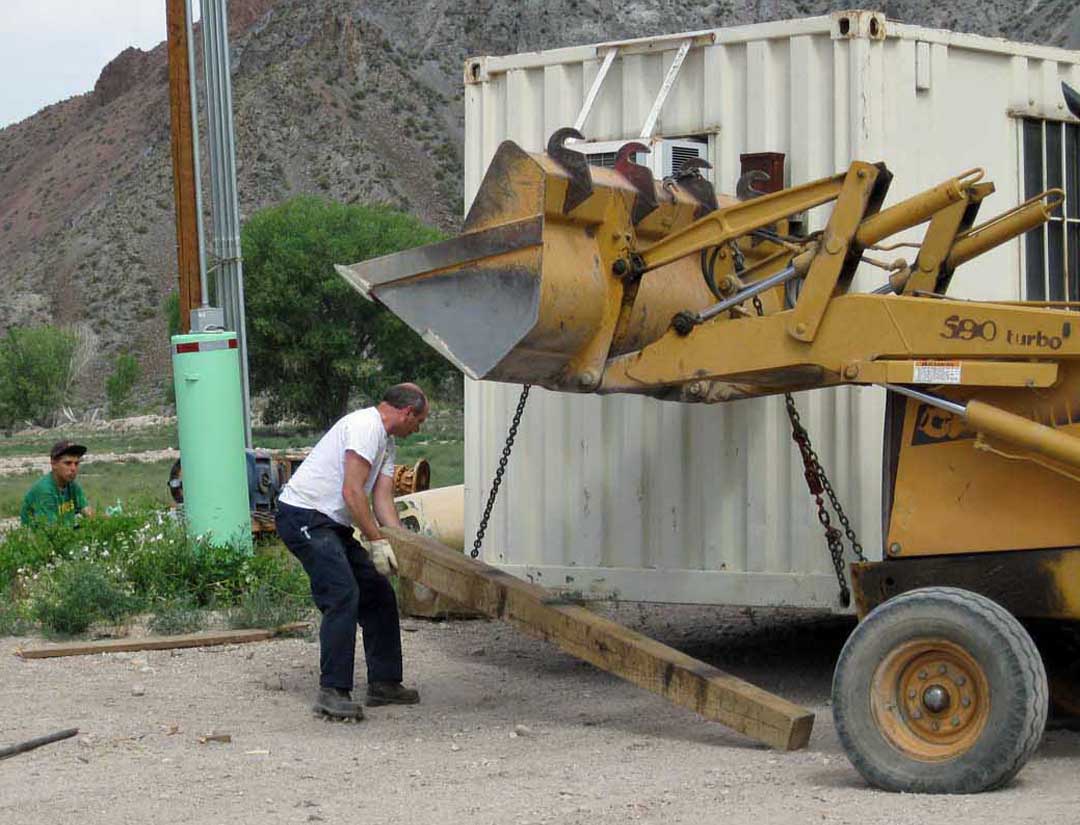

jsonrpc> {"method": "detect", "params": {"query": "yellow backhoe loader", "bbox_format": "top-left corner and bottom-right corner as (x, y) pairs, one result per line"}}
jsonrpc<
(335, 83), (1080, 794)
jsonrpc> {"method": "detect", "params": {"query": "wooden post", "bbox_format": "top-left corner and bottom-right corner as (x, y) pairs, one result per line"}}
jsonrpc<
(166, 0), (201, 333)
(383, 526), (815, 751)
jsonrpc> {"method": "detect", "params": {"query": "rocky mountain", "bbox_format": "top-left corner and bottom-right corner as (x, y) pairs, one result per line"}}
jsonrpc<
(0, 0), (1076, 405)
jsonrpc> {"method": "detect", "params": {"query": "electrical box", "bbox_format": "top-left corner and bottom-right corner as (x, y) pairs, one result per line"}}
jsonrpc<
(190, 306), (226, 332)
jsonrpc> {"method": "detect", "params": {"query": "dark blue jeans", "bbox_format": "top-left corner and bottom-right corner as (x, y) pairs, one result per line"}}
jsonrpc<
(276, 501), (403, 691)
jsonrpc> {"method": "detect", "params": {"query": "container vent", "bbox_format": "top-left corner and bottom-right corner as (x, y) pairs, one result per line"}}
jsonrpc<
(579, 137), (708, 178)
(585, 151), (618, 169)
(670, 144), (703, 173)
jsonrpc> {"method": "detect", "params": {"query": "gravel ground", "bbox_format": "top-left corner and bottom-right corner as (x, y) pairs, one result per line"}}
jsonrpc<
(1, 605), (1077, 825)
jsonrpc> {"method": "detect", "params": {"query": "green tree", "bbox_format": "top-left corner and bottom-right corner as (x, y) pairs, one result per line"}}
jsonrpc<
(0, 325), (77, 430)
(242, 197), (456, 427)
(105, 353), (140, 417)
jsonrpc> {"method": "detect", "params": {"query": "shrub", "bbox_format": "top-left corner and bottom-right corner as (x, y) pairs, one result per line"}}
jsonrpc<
(165, 291), (182, 331)
(105, 353), (140, 417)
(28, 558), (138, 636)
(0, 602), (33, 636)
(0, 504), (310, 637)
(0, 525), (57, 595)
(0, 325), (77, 429)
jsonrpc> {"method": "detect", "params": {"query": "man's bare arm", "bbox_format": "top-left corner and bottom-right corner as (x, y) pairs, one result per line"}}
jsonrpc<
(343, 451), (382, 540)
(372, 472), (401, 529)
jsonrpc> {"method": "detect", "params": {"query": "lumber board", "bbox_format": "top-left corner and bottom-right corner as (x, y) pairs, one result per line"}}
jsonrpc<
(384, 527), (814, 750)
(15, 623), (310, 659)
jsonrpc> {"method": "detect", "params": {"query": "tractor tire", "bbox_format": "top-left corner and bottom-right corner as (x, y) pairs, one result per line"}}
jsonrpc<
(832, 586), (1047, 794)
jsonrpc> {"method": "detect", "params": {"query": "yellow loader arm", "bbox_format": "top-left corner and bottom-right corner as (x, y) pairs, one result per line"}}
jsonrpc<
(337, 127), (1080, 558)
(337, 132), (1064, 401)
(338, 132), (1066, 415)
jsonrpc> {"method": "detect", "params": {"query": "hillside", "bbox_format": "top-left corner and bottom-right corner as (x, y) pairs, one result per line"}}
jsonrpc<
(0, 0), (1076, 405)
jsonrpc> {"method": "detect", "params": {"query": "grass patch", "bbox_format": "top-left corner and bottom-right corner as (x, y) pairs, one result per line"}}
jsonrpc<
(396, 436), (463, 488)
(0, 425), (178, 459)
(0, 443), (462, 520)
(147, 596), (206, 635)
(0, 402), (463, 524)
(226, 582), (313, 630)
(0, 459), (175, 518)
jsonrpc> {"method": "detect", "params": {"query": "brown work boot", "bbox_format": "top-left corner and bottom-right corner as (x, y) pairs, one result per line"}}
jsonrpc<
(313, 687), (364, 720)
(366, 681), (420, 706)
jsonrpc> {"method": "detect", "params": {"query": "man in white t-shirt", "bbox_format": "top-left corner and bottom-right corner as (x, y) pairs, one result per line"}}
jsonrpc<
(276, 383), (428, 720)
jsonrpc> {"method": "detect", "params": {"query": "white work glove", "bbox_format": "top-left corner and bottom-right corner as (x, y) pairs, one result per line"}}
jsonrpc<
(368, 538), (398, 577)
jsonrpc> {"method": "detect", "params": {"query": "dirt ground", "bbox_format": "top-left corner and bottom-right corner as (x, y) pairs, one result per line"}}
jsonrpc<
(0, 448), (179, 477)
(1, 605), (1078, 825)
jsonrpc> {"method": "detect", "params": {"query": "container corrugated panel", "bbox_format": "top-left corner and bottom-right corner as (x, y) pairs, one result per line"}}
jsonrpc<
(461, 12), (1080, 610)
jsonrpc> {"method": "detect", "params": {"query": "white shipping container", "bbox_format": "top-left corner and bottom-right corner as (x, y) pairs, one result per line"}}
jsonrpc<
(460, 11), (1080, 611)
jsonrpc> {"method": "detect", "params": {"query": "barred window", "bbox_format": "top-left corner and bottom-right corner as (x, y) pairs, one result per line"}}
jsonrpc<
(1022, 118), (1079, 301)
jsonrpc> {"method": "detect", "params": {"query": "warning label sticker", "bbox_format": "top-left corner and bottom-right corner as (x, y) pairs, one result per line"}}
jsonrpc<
(912, 360), (962, 384)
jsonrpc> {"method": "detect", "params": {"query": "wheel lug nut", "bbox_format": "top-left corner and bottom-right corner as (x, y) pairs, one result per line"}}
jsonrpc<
(951, 716), (961, 727)
(918, 670), (928, 680)
(932, 721), (940, 731)
(911, 709), (923, 720)
(908, 690), (917, 699)
(938, 665), (947, 675)
(922, 685), (951, 714)
(961, 696), (971, 708)
(955, 675), (966, 686)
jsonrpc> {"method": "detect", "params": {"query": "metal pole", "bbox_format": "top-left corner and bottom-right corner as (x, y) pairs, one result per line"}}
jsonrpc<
(697, 265), (799, 322)
(202, 1), (225, 306)
(883, 384), (966, 415)
(200, 0), (252, 446)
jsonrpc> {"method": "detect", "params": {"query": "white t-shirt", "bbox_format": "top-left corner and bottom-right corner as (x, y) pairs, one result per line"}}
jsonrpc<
(279, 407), (396, 526)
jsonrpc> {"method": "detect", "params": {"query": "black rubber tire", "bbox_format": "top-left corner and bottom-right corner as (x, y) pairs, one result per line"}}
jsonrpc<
(832, 586), (1048, 794)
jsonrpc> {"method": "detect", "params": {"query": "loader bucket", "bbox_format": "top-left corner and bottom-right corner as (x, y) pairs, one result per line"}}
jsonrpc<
(336, 139), (718, 389)
(337, 209), (548, 383)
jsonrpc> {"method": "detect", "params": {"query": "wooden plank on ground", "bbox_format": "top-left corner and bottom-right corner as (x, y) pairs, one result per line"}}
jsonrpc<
(15, 623), (310, 660)
(384, 526), (814, 751)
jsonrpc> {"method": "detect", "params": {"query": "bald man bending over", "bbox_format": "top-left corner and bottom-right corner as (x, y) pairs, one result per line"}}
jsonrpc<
(277, 383), (428, 720)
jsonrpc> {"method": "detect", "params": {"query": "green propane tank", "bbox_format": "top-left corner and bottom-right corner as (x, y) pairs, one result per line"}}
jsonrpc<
(171, 332), (252, 551)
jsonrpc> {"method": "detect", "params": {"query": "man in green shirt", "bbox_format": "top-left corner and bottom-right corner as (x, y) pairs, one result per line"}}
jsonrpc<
(20, 440), (95, 527)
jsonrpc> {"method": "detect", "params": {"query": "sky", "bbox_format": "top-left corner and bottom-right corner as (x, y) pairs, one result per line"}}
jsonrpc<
(0, 1), (199, 129)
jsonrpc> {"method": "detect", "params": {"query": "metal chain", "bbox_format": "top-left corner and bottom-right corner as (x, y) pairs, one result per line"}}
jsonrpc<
(783, 392), (866, 607)
(751, 294), (864, 606)
(471, 290), (863, 607)
(470, 385), (531, 559)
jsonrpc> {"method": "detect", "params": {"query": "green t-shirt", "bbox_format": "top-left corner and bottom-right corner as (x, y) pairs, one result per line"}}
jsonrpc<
(20, 474), (88, 527)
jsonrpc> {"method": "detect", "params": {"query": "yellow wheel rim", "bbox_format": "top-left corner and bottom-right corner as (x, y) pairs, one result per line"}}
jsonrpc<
(870, 637), (991, 762)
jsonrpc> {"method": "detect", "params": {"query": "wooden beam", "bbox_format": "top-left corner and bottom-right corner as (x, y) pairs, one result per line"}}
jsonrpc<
(166, 0), (202, 333)
(384, 527), (814, 750)
(14, 623), (310, 660)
